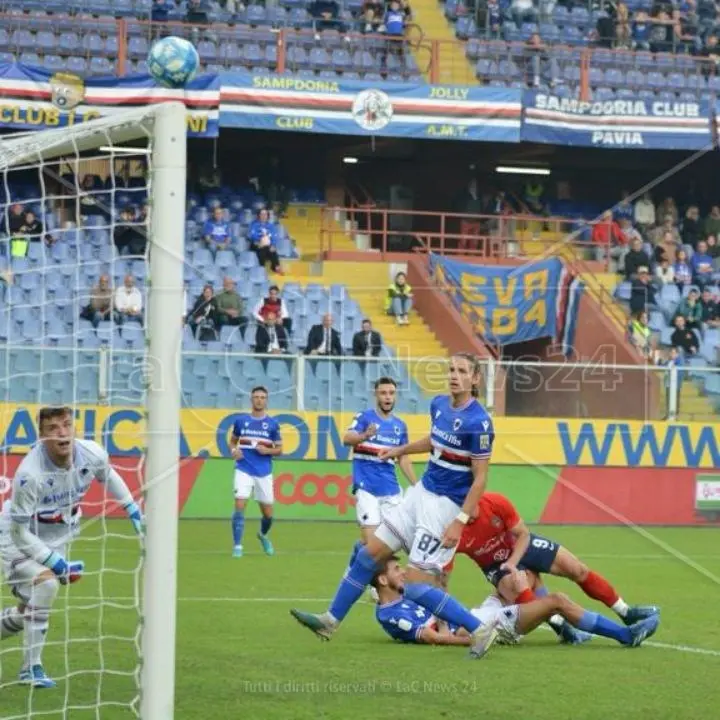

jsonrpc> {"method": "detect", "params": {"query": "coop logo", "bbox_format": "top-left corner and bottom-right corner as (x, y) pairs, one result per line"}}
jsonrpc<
(352, 89), (393, 132)
(557, 422), (720, 468)
(275, 472), (355, 515)
(49, 72), (85, 110)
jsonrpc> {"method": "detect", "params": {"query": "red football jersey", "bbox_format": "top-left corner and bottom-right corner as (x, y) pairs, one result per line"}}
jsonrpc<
(455, 492), (521, 570)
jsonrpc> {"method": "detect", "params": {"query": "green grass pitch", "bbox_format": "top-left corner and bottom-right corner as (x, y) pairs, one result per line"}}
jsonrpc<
(2, 520), (720, 719)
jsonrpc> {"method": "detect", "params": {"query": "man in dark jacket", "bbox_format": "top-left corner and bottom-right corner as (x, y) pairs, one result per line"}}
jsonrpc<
(305, 313), (342, 356)
(352, 319), (382, 358)
(671, 315), (699, 356)
(624, 237), (652, 280)
(629, 267), (658, 314)
(255, 312), (289, 354)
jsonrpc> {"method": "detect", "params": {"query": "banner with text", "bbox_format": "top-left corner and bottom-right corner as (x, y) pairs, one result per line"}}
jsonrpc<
(218, 72), (522, 142)
(1, 405), (718, 469)
(430, 253), (567, 345)
(0, 62), (220, 137)
(521, 92), (712, 150)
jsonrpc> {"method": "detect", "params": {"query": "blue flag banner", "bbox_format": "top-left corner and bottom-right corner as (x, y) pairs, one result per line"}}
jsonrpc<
(521, 91), (712, 150)
(0, 62), (220, 137)
(218, 72), (522, 142)
(430, 254), (568, 345)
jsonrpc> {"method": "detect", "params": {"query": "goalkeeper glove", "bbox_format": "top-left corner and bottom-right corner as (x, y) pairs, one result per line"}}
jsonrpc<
(45, 553), (84, 585)
(125, 502), (144, 536)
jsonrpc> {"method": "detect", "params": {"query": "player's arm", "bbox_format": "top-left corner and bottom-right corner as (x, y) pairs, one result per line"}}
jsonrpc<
(95, 452), (143, 535)
(397, 455), (417, 485)
(378, 434), (432, 460)
(256, 441), (282, 457)
(343, 425), (375, 446)
(504, 518), (531, 570)
(416, 626), (472, 647)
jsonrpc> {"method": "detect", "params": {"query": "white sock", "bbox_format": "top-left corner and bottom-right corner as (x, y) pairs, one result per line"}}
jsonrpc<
(611, 598), (629, 617)
(1, 607), (24, 639)
(23, 578), (59, 669)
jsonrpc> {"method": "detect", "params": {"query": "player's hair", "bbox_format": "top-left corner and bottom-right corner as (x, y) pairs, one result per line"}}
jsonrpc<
(268, 285), (280, 293)
(452, 352), (484, 398)
(369, 554), (400, 589)
(374, 376), (397, 390)
(362, 318), (372, 325)
(250, 386), (269, 396)
(37, 405), (73, 430)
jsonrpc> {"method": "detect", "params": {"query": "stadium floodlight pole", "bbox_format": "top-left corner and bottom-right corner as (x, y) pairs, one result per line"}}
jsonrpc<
(141, 101), (187, 720)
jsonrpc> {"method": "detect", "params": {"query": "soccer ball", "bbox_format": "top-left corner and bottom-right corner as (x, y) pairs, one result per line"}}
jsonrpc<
(148, 36), (199, 88)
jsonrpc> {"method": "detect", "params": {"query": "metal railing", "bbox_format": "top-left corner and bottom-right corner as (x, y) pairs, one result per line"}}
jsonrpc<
(320, 205), (591, 259)
(1, 12), (719, 93)
(0, 345), (716, 420)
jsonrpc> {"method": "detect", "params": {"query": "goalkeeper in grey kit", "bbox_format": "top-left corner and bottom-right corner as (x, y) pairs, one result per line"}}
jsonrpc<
(0, 406), (143, 689)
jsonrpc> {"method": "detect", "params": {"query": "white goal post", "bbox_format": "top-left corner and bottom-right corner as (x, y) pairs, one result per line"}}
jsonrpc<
(0, 102), (186, 719)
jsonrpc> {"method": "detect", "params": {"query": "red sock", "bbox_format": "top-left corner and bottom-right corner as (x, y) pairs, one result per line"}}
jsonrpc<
(515, 588), (536, 604)
(579, 571), (619, 608)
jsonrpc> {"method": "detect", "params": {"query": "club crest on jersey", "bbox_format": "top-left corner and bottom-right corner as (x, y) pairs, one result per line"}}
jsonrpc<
(394, 426), (401, 435)
(491, 515), (502, 528)
(262, 422), (268, 430)
(480, 434), (490, 450)
(453, 418), (463, 431)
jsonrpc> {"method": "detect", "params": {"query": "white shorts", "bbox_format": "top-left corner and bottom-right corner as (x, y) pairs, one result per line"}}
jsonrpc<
(0, 525), (65, 604)
(375, 483), (461, 573)
(354, 489), (403, 527)
(234, 470), (274, 505)
(471, 595), (522, 644)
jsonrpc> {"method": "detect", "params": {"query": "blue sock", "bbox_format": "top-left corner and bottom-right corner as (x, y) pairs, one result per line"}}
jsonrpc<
(232, 510), (245, 546)
(347, 540), (363, 569)
(328, 546), (380, 623)
(576, 611), (631, 644)
(404, 583), (481, 633)
(260, 515), (273, 536)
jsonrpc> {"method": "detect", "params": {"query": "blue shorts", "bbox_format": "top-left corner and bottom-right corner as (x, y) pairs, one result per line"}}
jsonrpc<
(483, 533), (560, 587)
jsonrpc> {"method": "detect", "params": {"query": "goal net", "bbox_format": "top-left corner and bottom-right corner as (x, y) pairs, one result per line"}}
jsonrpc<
(0, 103), (186, 719)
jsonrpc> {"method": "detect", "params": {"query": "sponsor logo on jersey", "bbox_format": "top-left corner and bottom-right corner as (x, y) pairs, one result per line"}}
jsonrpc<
(431, 426), (461, 447)
(480, 434), (490, 450)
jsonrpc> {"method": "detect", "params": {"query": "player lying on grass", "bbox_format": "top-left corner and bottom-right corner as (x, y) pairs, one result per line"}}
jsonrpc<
(454, 491), (659, 626)
(373, 557), (660, 648)
(0, 406), (143, 689)
(291, 354), (501, 659)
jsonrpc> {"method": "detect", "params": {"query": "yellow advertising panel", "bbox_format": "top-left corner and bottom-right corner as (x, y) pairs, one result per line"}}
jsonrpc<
(1, 404), (718, 468)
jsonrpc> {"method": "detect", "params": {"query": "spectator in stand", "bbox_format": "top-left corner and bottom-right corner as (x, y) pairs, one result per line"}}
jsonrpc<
(691, 239), (714, 289)
(310, 0), (344, 37)
(186, 0), (209, 24)
(634, 192), (656, 233)
(384, 0), (406, 36)
(681, 205), (702, 250)
(624, 237), (652, 280)
(704, 205), (720, 238)
(629, 266), (658, 314)
(486, 0), (503, 37)
(9, 210), (51, 257)
(616, 2), (632, 48)
(4, 203), (25, 235)
(151, 0), (174, 21)
(700, 287), (720, 328)
(670, 8), (698, 53)
(114, 207), (146, 256)
(655, 256), (675, 286)
(671, 314), (699, 356)
(361, 0), (384, 32)
(614, 190), (634, 223)
(657, 197), (679, 225)
(81, 274), (114, 328)
(592, 210), (627, 264)
(654, 230), (678, 264)
(632, 11), (652, 50)
(674, 288), (703, 331)
(255, 311), (290, 354)
(114, 274), (143, 324)
(705, 234), (720, 261)
(253, 284), (292, 334)
(248, 208), (283, 275)
(661, 346), (684, 416)
(305, 313), (342, 356)
(673, 248), (693, 293)
(511, 0), (537, 27)
(202, 206), (232, 257)
(628, 310), (659, 363)
(352, 319), (383, 358)
(189, 284), (219, 341)
(619, 218), (642, 246)
(215, 276), (247, 335)
(649, 9), (672, 53)
(651, 214), (681, 247)
(523, 33), (546, 89)
(386, 271), (413, 325)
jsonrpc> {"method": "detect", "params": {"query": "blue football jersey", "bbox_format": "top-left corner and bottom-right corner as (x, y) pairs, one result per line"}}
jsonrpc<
(421, 395), (494, 506)
(376, 598), (435, 643)
(348, 408), (408, 497)
(231, 414), (281, 477)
